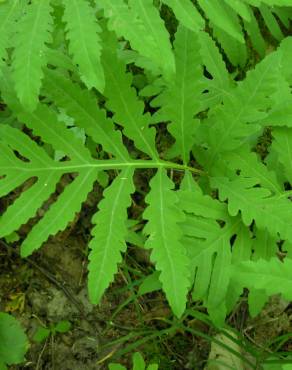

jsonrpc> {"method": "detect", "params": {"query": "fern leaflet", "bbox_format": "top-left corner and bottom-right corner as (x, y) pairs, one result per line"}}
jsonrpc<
(12, 0), (53, 112)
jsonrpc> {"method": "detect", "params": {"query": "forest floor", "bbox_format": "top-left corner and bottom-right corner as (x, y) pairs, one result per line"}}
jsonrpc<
(0, 189), (292, 369)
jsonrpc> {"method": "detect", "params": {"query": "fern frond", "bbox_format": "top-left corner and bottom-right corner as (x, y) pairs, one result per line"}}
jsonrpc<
(101, 35), (158, 159)
(0, 125), (59, 238)
(88, 168), (134, 304)
(231, 224), (252, 263)
(22, 169), (97, 257)
(230, 258), (292, 303)
(99, 0), (170, 78)
(203, 50), (281, 169)
(242, 7), (266, 57)
(198, 31), (232, 109)
(252, 227), (278, 261)
(212, 25), (247, 67)
(43, 69), (129, 161)
(128, 0), (175, 78)
(222, 147), (282, 194)
(212, 176), (292, 241)
(12, 0), (53, 112)
(197, 0), (244, 43)
(178, 186), (238, 314)
(151, 25), (204, 163)
(62, 0), (104, 91)
(143, 169), (190, 317)
(161, 0), (204, 32)
(259, 4), (284, 41)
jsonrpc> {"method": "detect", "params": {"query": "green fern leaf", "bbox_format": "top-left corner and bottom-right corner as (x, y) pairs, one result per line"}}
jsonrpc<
(197, 0), (244, 43)
(98, 0), (172, 78)
(259, 4), (284, 41)
(203, 50), (281, 169)
(43, 69), (129, 160)
(101, 35), (158, 159)
(62, 0), (104, 91)
(231, 258), (292, 302)
(12, 0), (53, 112)
(88, 168), (134, 304)
(151, 25), (203, 163)
(224, 0), (251, 21)
(222, 147), (282, 194)
(252, 227), (278, 261)
(21, 168), (97, 257)
(232, 224), (252, 263)
(143, 169), (190, 317)
(212, 176), (292, 241)
(161, 0), (204, 32)
(242, 7), (266, 57)
(128, 0), (175, 78)
(212, 25), (247, 67)
(179, 186), (238, 312)
(198, 31), (232, 108)
(0, 125), (59, 238)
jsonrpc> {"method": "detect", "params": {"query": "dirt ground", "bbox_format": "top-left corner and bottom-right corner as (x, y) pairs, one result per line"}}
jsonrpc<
(1, 208), (291, 369)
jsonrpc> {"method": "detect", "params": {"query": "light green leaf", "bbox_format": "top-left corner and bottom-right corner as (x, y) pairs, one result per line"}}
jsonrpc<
(62, 0), (104, 91)
(152, 25), (203, 163)
(12, 0), (53, 111)
(128, 0), (175, 78)
(161, 0), (204, 31)
(88, 168), (134, 304)
(144, 169), (190, 317)
(102, 34), (158, 159)
(197, 0), (244, 43)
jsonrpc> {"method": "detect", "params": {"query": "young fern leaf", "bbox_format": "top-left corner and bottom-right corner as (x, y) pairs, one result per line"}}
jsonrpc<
(98, 0), (166, 77)
(102, 36), (158, 159)
(203, 51), (281, 170)
(88, 168), (134, 304)
(230, 258), (292, 303)
(252, 227), (278, 261)
(242, 7), (266, 57)
(0, 125), (60, 239)
(178, 186), (239, 317)
(143, 169), (190, 318)
(213, 25), (248, 67)
(212, 177), (292, 242)
(22, 169), (97, 257)
(12, 0), (53, 112)
(259, 4), (284, 41)
(43, 69), (129, 161)
(128, 0), (175, 79)
(152, 25), (203, 163)
(62, 0), (105, 92)
(198, 31), (232, 109)
(197, 0), (244, 43)
(222, 147), (282, 194)
(161, 0), (204, 32)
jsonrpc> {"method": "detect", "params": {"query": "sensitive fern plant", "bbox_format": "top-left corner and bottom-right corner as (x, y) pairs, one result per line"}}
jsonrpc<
(1, 0), (292, 325)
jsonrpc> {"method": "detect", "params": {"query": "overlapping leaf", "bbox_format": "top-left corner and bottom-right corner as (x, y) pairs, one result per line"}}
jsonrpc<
(152, 25), (204, 163)
(88, 168), (134, 304)
(62, 0), (104, 91)
(211, 176), (292, 242)
(12, 0), (53, 112)
(143, 169), (190, 317)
